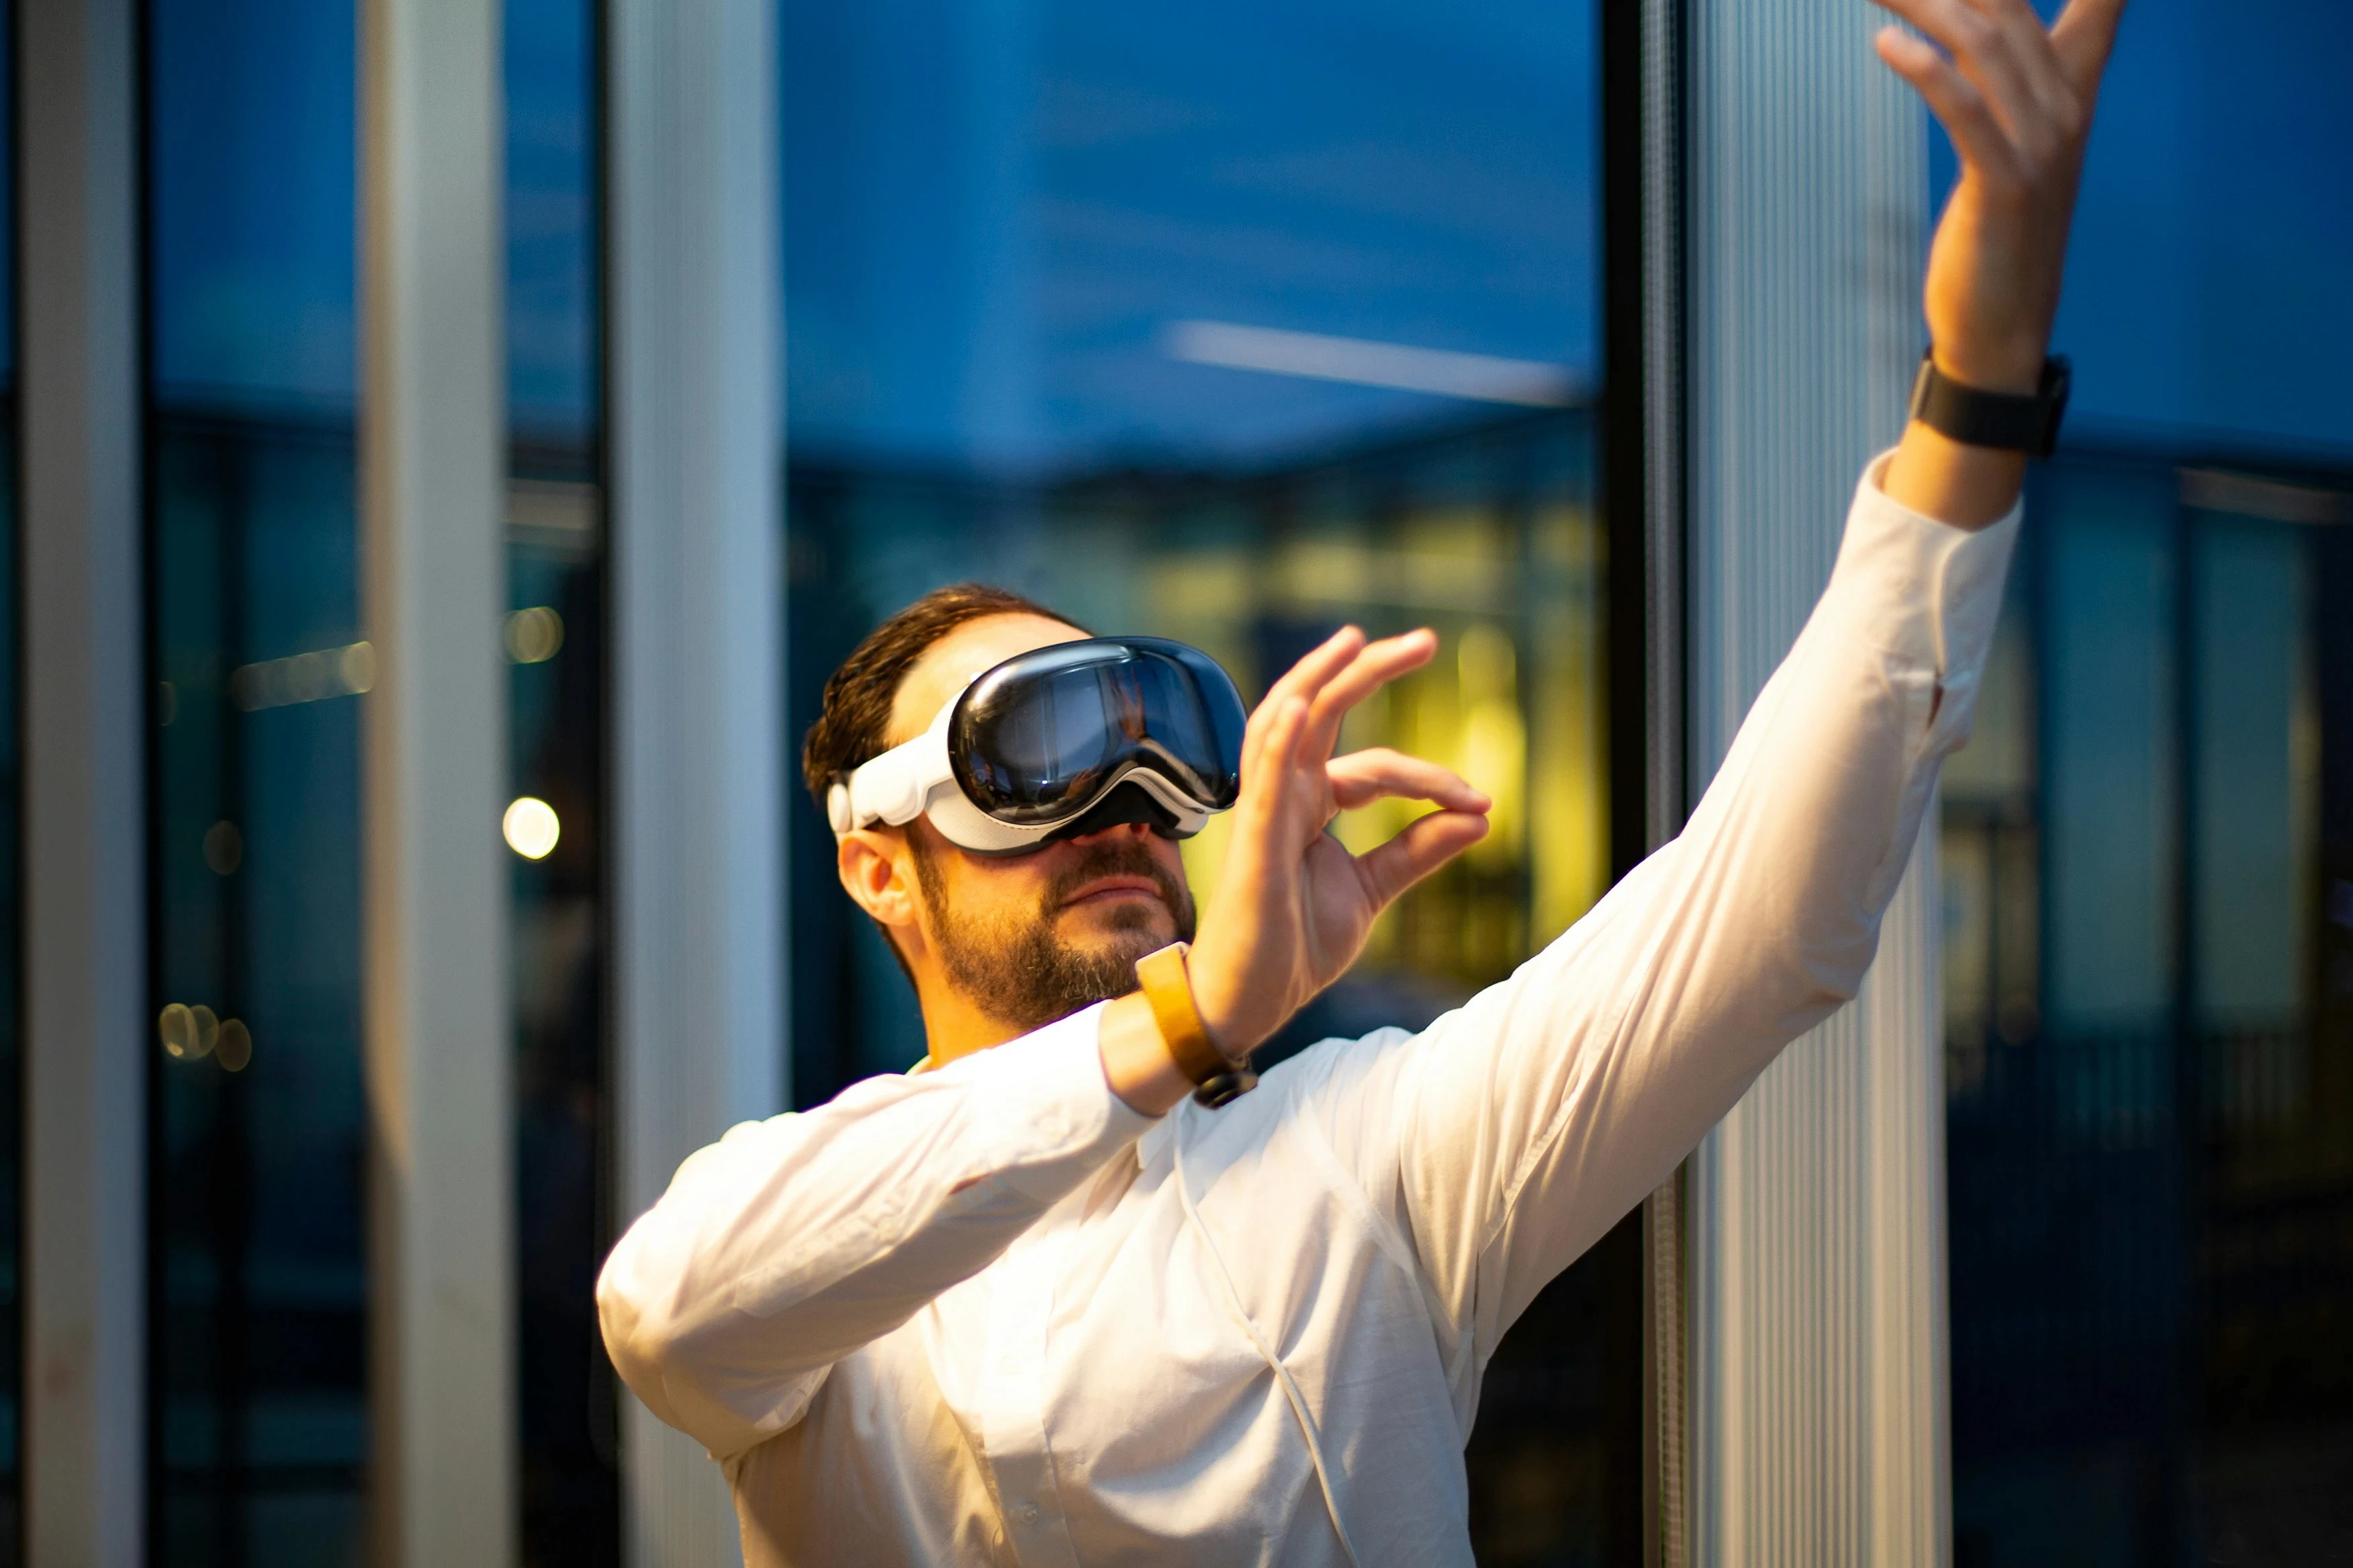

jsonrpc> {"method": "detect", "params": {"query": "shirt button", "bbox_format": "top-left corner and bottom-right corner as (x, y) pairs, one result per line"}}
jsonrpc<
(1013, 1501), (1041, 1526)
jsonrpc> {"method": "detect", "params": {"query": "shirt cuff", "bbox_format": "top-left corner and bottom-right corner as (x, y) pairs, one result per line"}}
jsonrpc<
(927, 1001), (1158, 1201)
(1825, 448), (2022, 679)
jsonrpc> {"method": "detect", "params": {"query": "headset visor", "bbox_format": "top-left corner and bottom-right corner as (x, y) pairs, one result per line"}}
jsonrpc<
(949, 638), (1246, 826)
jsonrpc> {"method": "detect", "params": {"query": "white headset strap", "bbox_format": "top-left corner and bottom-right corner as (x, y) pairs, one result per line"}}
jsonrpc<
(829, 704), (955, 834)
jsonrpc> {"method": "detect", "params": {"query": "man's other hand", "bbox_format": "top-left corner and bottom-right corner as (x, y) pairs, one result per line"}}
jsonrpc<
(1876, 0), (2128, 527)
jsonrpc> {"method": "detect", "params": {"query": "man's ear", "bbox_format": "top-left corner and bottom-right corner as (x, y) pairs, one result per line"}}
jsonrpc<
(838, 827), (922, 951)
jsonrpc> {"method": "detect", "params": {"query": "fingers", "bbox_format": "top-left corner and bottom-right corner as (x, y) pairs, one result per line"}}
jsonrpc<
(1353, 810), (1490, 911)
(1876, 28), (2020, 183)
(2048, 0), (2126, 102)
(1301, 629), (1437, 761)
(1326, 748), (1490, 814)
(1243, 624), (1441, 786)
(1964, 0), (2079, 136)
(1243, 626), (1364, 778)
(1238, 695), (1310, 827)
(1261, 626), (1365, 715)
(1876, 0), (2044, 152)
(1874, 0), (2093, 188)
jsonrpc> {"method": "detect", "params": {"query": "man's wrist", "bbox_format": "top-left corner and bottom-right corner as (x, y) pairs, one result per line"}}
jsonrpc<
(1099, 992), (1192, 1117)
(1883, 422), (2024, 534)
(1134, 942), (1259, 1108)
(1931, 338), (2044, 398)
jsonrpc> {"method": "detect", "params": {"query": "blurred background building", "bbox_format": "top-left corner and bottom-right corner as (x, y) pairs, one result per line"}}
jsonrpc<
(2, 0), (2348, 1564)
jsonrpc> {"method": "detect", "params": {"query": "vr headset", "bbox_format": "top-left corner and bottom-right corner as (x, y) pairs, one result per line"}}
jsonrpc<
(826, 636), (1249, 856)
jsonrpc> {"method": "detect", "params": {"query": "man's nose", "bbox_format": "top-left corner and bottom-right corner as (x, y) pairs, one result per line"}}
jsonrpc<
(1066, 819), (1156, 847)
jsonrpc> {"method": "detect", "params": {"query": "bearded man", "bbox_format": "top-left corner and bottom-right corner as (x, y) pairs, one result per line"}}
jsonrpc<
(600, 0), (2127, 1560)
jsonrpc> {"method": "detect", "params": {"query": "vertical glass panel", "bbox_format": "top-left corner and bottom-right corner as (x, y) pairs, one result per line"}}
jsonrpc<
(0, 0), (21, 1554)
(783, 3), (1627, 1557)
(506, 0), (617, 1561)
(1941, 2), (2353, 1555)
(1946, 455), (2353, 1561)
(2039, 468), (2178, 1040)
(146, 1), (366, 1561)
(2191, 520), (2310, 1036)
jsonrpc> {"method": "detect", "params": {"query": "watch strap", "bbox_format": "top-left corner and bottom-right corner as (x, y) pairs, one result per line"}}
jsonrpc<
(1133, 942), (1257, 1109)
(1909, 350), (2071, 459)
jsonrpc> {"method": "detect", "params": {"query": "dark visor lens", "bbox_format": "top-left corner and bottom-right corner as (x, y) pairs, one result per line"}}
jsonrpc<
(949, 638), (1246, 825)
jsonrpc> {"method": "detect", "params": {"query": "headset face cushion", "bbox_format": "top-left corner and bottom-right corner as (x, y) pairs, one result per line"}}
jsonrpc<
(948, 638), (1246, 828)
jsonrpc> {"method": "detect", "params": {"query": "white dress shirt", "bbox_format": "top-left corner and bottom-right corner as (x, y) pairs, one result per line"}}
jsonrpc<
(599, 456), (2020, 1567)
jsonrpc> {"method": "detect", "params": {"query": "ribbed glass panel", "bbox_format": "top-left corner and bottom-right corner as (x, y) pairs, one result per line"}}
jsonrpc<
(1681, 1), (1946, 1563)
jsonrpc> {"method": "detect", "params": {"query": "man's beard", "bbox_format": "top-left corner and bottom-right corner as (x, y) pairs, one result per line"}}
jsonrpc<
(911, 833), (1198, 1034)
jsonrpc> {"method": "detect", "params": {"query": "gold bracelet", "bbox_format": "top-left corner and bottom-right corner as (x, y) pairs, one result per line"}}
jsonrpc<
(1133, 942), (1257, 1109)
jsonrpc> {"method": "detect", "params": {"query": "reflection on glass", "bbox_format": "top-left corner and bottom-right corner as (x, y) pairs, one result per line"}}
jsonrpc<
(506, 0), (617, 1559)
(146, 0), (367, 1558)
(141, 0), (614, 1560)
(783, 1), (1628, 1557)
(1943, 454), (2353, 1562)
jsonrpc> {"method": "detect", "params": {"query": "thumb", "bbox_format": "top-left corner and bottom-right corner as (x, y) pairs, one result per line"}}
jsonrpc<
(1353, 809), (1489, 911)
(2050, 0), (2127, 103)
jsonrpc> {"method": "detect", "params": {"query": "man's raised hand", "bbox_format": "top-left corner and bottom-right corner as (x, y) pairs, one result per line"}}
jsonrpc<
(1875, 0), (2126, 527)
(1876, 0), (2125, 390)
(1184, 626), (1491, 1057)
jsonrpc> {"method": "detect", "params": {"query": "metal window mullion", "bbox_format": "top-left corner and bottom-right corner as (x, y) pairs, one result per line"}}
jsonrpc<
(606, 0), (785, 1562)
(358, 0), (516, 1560)
(19, 0), (146, 1559)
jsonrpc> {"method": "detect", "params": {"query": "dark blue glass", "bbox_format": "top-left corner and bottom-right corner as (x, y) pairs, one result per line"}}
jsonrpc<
(506, 1), (618, 1562)
(1938, 3), (2353, 1556)
(146, 0), (366, 1561)
(1929, 0), (2353, 456)
(144, 1), (614, 1559)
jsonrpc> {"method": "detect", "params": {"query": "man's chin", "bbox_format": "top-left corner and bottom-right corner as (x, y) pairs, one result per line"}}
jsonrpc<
(1056, 903), (1174, 956)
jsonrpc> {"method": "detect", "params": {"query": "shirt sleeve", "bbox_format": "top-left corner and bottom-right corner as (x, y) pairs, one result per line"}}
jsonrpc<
(1303, 454), (2020, 1397)
(596, 1002), (1156, 1460)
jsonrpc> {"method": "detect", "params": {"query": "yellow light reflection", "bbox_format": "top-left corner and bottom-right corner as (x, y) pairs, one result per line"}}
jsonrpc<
(504, 796), (561, 860)
(159, 1001), (219, 1060)
(229, 640), (375, 710)
(504, 606), (565, 663)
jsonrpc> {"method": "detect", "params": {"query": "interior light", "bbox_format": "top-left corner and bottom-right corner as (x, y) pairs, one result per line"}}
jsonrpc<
(504, 606), (565, 664)
(217, 1019), (253, 1073)
(504, 796), (561, 860)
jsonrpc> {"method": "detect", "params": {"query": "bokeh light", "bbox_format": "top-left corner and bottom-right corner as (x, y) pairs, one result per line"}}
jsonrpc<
(503, 796), (561, 860)
(503, 605), (565, 664)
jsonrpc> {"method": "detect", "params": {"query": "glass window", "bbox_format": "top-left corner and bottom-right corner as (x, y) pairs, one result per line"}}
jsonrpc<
(144, 3), (617, 1561)
(782, 3), (1630, 1557)
(145, 0), (366, 1557)
(506, 1), (618, 1561)
(1939, 4), (2353, 1557)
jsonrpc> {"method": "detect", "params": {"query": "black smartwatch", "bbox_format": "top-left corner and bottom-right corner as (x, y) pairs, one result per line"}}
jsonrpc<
(1909, 350), (2071, 460)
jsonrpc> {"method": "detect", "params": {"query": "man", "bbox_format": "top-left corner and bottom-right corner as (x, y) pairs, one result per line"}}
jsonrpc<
(600, 0), (2125, 1560)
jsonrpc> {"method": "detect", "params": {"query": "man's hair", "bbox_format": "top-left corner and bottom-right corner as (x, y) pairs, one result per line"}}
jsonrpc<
(801, 581), (1086, 807)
